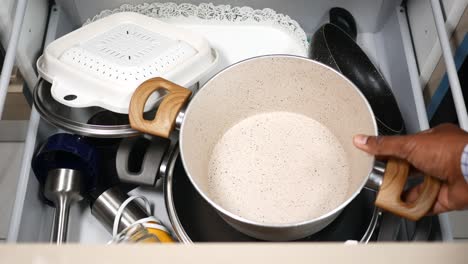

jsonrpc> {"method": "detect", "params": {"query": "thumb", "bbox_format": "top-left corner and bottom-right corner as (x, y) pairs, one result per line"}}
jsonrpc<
(353, 134), (413, 160)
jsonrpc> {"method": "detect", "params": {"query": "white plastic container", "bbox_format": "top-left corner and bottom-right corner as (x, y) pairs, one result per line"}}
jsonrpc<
(37, 12), (218, 113)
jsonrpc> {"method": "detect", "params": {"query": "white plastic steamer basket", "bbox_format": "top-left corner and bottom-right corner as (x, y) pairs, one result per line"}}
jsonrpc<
(37, 12), (218, 113)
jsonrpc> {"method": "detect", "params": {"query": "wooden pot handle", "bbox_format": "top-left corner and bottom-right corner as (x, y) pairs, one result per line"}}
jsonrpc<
(375, 159), (441, 221)
(129, 77), (192, 138)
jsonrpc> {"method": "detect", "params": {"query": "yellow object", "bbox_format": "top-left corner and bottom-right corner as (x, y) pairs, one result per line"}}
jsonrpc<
(147, 227), (174, 243)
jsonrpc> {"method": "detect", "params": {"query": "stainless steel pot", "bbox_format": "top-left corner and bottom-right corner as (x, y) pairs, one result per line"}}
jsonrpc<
(128, 55), (440, 241)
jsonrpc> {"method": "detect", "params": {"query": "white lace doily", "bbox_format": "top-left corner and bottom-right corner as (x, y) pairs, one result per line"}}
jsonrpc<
(85, 2), (308, 52)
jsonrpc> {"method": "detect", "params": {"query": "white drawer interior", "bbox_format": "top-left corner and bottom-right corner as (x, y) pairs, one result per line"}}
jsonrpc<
(9, 1), (426, 243)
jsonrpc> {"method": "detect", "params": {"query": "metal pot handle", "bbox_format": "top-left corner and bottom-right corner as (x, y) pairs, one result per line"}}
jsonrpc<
(374, 159), (441, 221)
(129, 77), (192, 138)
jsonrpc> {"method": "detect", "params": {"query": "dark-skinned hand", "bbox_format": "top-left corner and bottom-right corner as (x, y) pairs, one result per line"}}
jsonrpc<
(353, 123), (468, 214)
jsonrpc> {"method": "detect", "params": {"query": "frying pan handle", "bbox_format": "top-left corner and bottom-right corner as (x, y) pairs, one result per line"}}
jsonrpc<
(375, 159), (441, 221)
(129, 77), (192, 138)
(329, 7), (357, 41)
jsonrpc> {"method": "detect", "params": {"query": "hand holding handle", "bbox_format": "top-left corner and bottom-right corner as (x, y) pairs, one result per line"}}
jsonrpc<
(129, 77), (192, 138)
(375, 159), (441, 221)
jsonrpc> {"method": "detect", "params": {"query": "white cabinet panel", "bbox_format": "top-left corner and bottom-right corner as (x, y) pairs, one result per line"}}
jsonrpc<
(55, 0), (398, 34)
(0, 143), (24, 238)
(408, 0), (467, 88)
(0, 0), (48, 90)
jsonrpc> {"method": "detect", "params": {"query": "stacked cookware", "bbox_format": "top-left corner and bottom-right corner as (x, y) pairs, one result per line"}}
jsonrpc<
(32, 7), (436, 244)
(32, 12), (219, 244)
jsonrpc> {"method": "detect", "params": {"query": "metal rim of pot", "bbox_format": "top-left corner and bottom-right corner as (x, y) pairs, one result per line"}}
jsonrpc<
(33, 79), (199, 138)
(163, 146), (191, 243)
(34, 79), (140, 138)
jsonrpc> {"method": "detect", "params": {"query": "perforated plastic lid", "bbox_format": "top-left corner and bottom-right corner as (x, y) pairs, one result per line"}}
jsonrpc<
(37, 12), (218, 113)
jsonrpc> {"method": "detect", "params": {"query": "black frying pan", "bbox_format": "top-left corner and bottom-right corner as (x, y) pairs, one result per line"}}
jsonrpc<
(310, 7), (405, 135)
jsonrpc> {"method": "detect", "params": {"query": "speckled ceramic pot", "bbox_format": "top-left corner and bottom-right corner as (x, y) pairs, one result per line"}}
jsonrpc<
(129, 55), (431, 241)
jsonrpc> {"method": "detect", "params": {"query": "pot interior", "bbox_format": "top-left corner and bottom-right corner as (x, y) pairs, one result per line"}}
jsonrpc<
(181, 55), (377, 225)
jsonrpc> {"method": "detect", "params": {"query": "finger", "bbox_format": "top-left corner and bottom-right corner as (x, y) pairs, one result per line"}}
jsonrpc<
(404, 184), (423, 204)
(353, 134), (413, 159)
(430, 185), (450, 215)
(430, 201), (450, 215)
(405, 184), (450, 215)
(433, 123), (461, 132)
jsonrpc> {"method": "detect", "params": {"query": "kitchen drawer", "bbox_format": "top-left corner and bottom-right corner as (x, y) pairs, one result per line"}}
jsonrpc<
(5, 1), (451, 243)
